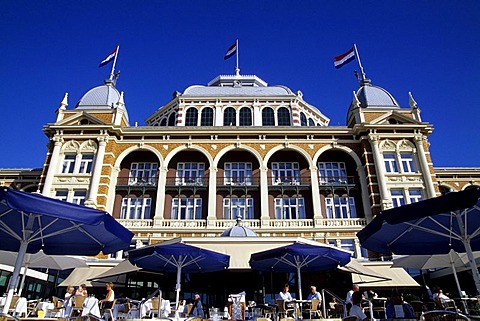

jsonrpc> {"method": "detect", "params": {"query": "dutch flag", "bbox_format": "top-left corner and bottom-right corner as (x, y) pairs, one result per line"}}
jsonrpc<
(334, 47), (355, 69)
(99, 47), (118, 68)
(224, 41), (237, 60)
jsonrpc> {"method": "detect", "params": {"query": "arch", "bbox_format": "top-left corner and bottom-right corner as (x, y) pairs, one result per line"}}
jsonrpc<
(200, 107), (214, 126)
(277, 107), (291, 126)
(379, 139), (396, 151)
(185, 107), (198, 126)
(308, 118), (315, 126)
(113, 144), (164, 169)
(300, 112), (307, 126)
(312, 145), (363, 170)
(239, 107), (252, 126)
(167, 112), (176, 126)
(160, 118), (167, 126)
(223, 107), (236, 126)
(163, 144), (214, 169)
(80, 139), (98, 151)
(439, 184), (456, 194)
(213, 144), (263, 168)
(262, 107), (275, 126)
(397, 139), (416, 150)
(461, 184), (480, 191)
(263, 144), (314, 168)
(62, 140), (80, 151)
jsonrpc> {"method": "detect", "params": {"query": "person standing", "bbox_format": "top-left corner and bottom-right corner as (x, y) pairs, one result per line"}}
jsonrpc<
(278, 284), (293, 302)
(191, 294), (205, 319)
(346, 284), (359, 313)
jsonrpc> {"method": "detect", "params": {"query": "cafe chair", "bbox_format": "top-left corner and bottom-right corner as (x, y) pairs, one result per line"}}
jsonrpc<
(100, 299), (116, 321)
(421, 310), (470, 321)
(303, 298), (322, 319)
(276, 299), (294, 321)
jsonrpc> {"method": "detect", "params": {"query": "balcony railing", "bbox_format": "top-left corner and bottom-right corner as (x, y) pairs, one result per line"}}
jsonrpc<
(268, 176), (311, 186)
(116, 176), (158, 187)
(166, 177), (206, 186)
(217, 176), (260, 186)
(318, 176), (355, 186)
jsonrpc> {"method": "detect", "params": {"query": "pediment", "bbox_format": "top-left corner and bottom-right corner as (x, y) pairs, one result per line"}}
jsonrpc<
(369, 110), (422, 125)
(56, 111), (108, 126)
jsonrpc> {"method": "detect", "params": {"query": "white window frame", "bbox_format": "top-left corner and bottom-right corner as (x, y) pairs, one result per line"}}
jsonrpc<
(391, 189), (406, 208)
(55, 190), (69, 202)
(272, 162), (300, 185)
(72, 190), (87, 205)
(408, 189), (423, 204)
(61, 154), (77, 174)
(78, 154), (94, 174)
(129, 162), (158, 185)
(121, 197), (152, 220)
(171, 198), (202, 220)
(325, 196), (357, 219)
(400, 153), (417, 173)
(176, 163), (205, 185)
(54, 189), (87, 205)
(224, 162), (252, 185)
(383, 153), (399, 173)
(274, 197), (305, 219)
(223, 197), (254, 219)
(318, 162), (347, 184)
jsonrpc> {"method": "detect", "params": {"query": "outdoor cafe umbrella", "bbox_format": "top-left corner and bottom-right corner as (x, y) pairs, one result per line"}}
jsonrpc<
(127, 238), (230, 306)
(0, 188), (134, 315)
(392, 249), (480, 298)
(249, 239), (352, 300)
(0, 249), (88, 295)
(357, 187), (480, 294)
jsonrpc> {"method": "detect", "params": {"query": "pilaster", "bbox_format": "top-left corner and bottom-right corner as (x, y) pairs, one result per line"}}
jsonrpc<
(42, 135), (63, 196)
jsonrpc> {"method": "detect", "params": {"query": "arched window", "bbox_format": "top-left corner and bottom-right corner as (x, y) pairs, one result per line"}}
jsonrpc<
(160, 118), (167, 126)
(168, 112), (176, 126)
(201, 107), (214, 126)
(223, 107), (236, 126)
(277, 107), (291, 126)
(308, 118), (315, 126)
(262, 107), (274, 126)
(300, 113), (307, 126)
(239, 107), (252, 126)
(185, 108), (198, 126)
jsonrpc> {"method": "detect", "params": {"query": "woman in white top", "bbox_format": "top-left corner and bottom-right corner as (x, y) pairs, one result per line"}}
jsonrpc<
(99, 282), (115, 303)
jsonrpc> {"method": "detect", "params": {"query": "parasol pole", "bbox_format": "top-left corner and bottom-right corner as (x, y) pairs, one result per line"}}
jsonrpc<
(456, 210), (480, 294)
(175, 262), (182, 308)
(296, 265), (303, 301)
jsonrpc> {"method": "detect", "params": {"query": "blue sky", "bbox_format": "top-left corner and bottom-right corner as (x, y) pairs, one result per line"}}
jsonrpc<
(1, 1), (479, 168)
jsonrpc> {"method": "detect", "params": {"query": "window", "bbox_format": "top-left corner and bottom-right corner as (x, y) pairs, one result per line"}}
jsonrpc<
(168, 112), (176, 126)
(176, 162), (205, 185)
(129, 163), (158, 185)
(225, 162), (252, 185)
(262, 107), (274, 126)
(223, 107), (236, 126)
(61, 154), (76, 173)
(277, 107), (291, 126)
(300, 113), (307, 126)
(391, 189), (406, 208)
(201, 107), (214, 126)
(55, 190), (68, 202)
(400, 153), (416, 173)
(160, 118), (167, 126)
(325, 196), (357, 218)
(79, 154), (94, 174)
(308, 118), (315, 126)
(383, 153), (399, 173)
(340, 240), (355, 254)
(318, 162), (347, 184)
(121, 197), (152, 219)
(272, 162), (300, 185)
(239, 107), (252, 126)
(275, 198), (305, 219)
(408, 189), (423, 203)
(223, 198), (254, 219)
(171, 198), (202, 219)
(185, 108), (198, 126)
(72, 190), (87, 205)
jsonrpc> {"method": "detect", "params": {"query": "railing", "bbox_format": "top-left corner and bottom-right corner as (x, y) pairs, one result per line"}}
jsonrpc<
(318, 176), (355, 186)
(267, 176), (311, 186)
(316, 218), (366, 227)
(213, 219), (261, 229)
(166, 176), (206, 186)
(117, 219), (153, 228)
(217, 176), (260, 186)
(264, 219), (314, 228)
(117, 176), (158, 187)
(157, 220), (207, 228)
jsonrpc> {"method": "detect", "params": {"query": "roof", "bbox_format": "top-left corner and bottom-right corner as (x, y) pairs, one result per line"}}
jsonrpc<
(351, 263), (420, 287)
(356, 80), (399, 108)
(220, 216), (257, 237)
(75, 79), (121, 109)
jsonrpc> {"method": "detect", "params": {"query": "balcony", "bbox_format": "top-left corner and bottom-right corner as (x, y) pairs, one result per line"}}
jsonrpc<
(116, 176), (158, 192)
(318, 176), (355, 186)
(216, 176), (260, 191)
(165, 176), (208, 192)
(268, 176), (311, 191)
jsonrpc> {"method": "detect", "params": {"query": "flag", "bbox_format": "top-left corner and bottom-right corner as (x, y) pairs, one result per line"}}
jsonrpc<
(224, 41), (237, 60)
(99, 47), (118, 67)
(334, 47), (355, 69)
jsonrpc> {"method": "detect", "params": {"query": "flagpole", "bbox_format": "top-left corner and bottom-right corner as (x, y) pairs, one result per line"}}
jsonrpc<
(353, 43), (366, 81)
(235, 39), (240, 76)
(109, 45), (120, 81)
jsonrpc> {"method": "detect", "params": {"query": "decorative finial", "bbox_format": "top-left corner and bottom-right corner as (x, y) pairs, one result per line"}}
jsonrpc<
(59, 92), (68, 110)
(235, 215), (243, 226)
(235, 66), (240, 76)
(408, 91), (418, 109)
(352, 91), (361, 108)
(116, 91), (125, 108)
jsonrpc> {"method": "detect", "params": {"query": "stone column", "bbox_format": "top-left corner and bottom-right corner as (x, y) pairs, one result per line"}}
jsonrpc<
(215, 102), (223, 126)
(310, 166), (322, 221)
(253, 100), (262, 126)
(368, 134), (391, 209)
(106, 166), (120, 214)
(154, 166), (168, 221)
(260, 166), (270, 223)
(414, 135), (436, 198)
(356, 165), (373, 222)
(85, 136), (107, 207)
(207, 167), (218, 226)
(42, 136), (63, 196)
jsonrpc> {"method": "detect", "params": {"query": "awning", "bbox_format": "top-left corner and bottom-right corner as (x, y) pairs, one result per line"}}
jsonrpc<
(0, 263), (48, 281)
(58, 266), (111, 287)
(351, 263), (420, 287)
(340, 259), (390, 281)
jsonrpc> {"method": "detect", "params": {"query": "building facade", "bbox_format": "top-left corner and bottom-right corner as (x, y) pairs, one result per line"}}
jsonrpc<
(2, 73), (479, 259)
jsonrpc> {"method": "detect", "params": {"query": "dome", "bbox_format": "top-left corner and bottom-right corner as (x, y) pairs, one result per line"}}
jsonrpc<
(75, 79), (121, 109)
(220, 216), (257, 237)
(356, 80), (399, 108)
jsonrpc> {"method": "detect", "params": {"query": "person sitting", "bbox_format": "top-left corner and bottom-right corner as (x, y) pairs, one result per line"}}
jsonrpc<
(278, 284), (293, 302)
(99, 282), (115, 304)
(385, 293), (414, 319)
(65, 286), (75, 300)
(432, 288), (450, 309)
(348, 291), (368, 321)
(75, 284), (88, 297)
